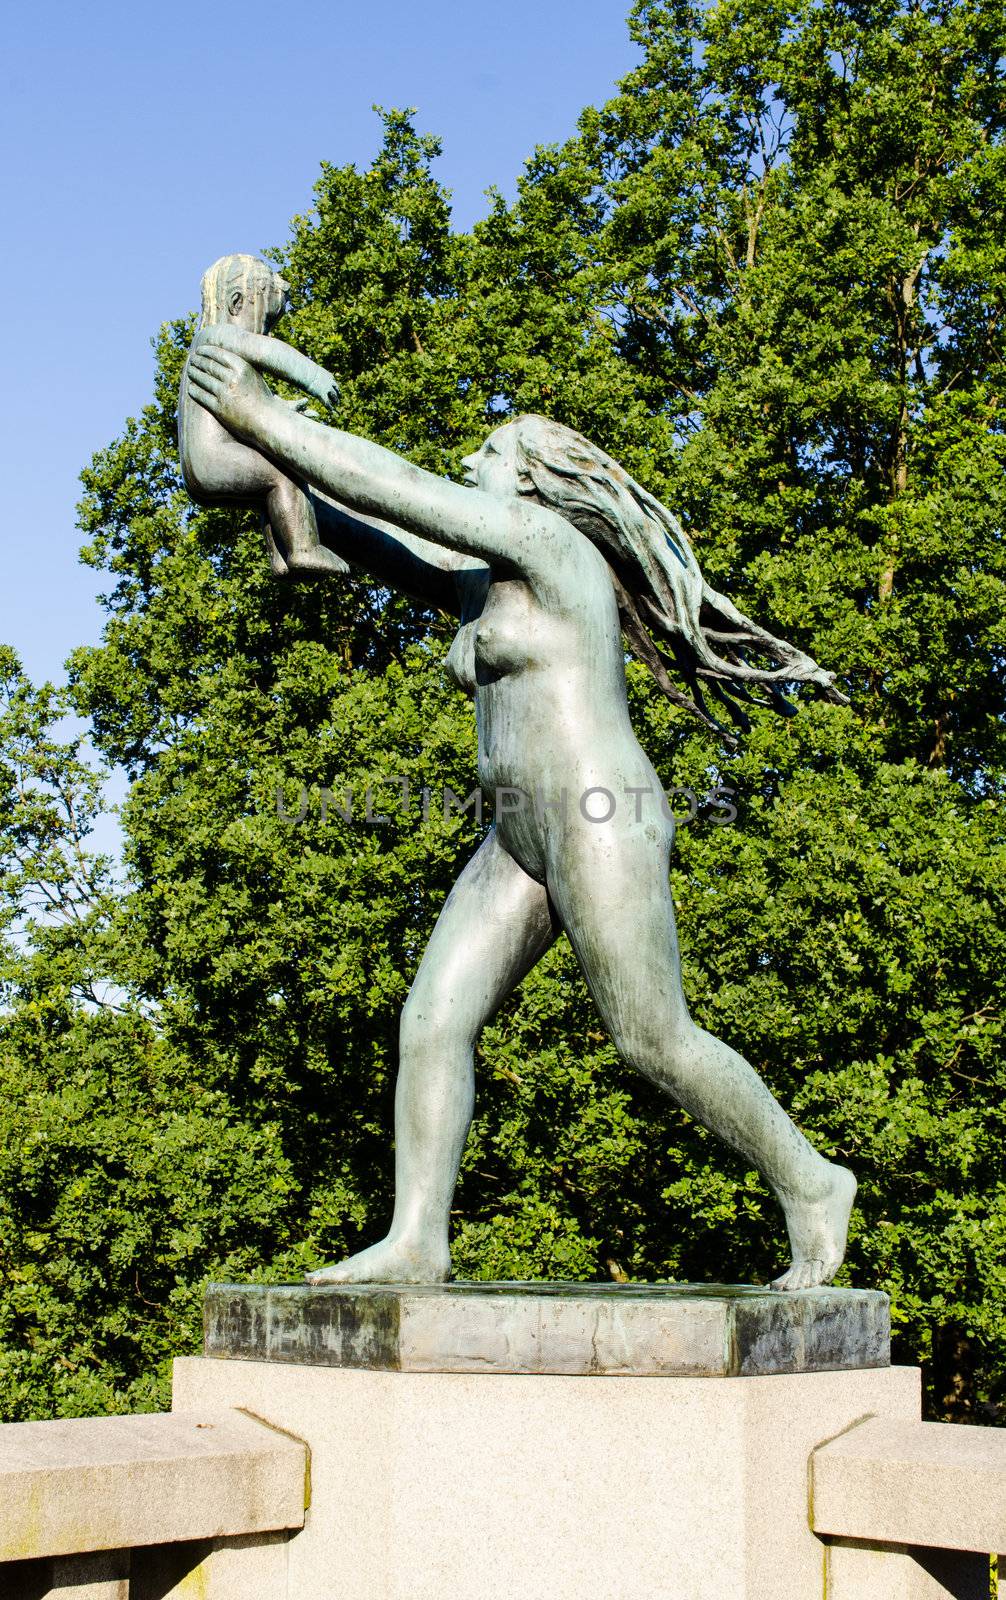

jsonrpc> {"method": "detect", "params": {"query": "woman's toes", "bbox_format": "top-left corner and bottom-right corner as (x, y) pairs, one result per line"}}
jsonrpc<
(771, 1257), (825, 1292)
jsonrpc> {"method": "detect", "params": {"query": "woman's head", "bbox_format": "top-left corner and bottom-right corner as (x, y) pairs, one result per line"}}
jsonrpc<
(460, 424), (523, 500)
(199, 254), (289, 333)
(466, 414), (844, 733)
(467, 416), (698, 575)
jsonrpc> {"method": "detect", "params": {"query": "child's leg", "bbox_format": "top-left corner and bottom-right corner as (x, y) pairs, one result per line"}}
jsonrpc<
(265, 476), (348, 576)
(185, 426), (346, 577)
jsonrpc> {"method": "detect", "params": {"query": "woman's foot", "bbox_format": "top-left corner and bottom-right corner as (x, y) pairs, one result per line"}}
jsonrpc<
(305, 1234), (451, 1286)
(771, 1163), (857, 1292)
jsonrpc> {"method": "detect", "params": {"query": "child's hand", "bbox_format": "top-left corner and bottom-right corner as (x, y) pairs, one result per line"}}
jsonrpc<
(312, 377), (340, 412)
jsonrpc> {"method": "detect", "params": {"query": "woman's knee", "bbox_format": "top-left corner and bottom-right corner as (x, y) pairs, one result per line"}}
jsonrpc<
(399, 985), (474, 1059)
(607, 1000), (698, 1078)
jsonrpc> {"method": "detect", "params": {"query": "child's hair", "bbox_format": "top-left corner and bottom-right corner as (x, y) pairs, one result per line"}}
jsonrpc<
(199, 254), (275, 328)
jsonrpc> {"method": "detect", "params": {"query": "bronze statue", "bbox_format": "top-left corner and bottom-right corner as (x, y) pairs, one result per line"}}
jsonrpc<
(179, 255), (346, 577)
(187, 340), (856, 1292)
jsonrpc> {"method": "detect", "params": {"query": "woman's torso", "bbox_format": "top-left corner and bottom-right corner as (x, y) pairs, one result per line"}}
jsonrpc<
(444, 524), (671, 881)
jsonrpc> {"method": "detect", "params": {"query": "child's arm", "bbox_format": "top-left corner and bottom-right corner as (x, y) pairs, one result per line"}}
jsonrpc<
(205, 325), (339, 411)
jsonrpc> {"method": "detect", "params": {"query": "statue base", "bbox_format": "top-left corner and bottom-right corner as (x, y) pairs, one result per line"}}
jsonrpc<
(203, 1280), (889, 1377)
(176, 1282), (918, 1600)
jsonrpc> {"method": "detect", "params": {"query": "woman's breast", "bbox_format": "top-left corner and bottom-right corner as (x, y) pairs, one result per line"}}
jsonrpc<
(444, 579), (535, 693)
(473, 610), (532, 680)
(444, 621), (479, 694)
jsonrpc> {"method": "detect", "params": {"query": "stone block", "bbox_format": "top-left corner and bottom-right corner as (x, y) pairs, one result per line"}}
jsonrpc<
(812, 1415), (1006, 1553)
(0, 1408), (307, 1563)
(204, 1279), (891, 1377)
(174, 1354), (919, 1599)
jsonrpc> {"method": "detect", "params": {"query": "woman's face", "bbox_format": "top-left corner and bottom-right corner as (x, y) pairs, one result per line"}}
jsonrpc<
(460, 427), (519, 498)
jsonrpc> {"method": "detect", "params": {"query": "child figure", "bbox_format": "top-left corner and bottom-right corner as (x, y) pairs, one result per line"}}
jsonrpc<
(179, 253), (348, 577)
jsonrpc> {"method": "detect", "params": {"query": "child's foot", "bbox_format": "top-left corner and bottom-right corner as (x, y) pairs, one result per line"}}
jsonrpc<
(771, 1163), (857, 1292)
(286, 544), (351, 578)
(262, 523), (289, 577)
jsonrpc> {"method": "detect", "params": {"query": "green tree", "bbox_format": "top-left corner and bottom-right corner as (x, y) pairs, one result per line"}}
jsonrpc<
(0, 654), (300, 1418)
(2, 0), (1003, 1421)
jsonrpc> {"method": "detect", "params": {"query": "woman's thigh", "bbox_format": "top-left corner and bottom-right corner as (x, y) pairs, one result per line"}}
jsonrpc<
(402, 827), (559, 1049)
(545, 819), (690, 1063)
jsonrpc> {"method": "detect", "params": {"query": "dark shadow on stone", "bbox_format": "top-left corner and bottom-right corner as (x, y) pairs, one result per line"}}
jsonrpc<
(913, 1544), (990, 1600)
(7, 1553), (131, 1595)
(3, 1558), (51, 1600)
(130, 1540), (212, 1600)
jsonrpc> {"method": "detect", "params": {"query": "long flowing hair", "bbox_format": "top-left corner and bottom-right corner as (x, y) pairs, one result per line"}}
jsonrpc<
(506, 415), (847, 735)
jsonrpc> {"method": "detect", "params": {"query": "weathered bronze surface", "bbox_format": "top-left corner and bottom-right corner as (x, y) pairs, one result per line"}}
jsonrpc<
(187, 340), (857, 1293)
(204, 1282), (890, 1377)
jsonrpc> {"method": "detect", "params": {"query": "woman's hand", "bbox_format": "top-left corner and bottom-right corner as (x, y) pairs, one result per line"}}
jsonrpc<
(188, 346), (270, 440)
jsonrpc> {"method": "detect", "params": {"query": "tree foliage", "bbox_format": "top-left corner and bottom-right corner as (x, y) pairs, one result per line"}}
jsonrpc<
(1, 0), (1004, 1421)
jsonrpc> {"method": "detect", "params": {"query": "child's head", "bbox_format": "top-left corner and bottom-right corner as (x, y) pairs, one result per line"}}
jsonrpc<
(199, 254), (289, 333)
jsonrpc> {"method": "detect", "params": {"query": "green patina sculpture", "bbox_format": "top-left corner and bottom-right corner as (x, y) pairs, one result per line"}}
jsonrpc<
(185, 330), (856, 1293)
(179, 255), (348, 578)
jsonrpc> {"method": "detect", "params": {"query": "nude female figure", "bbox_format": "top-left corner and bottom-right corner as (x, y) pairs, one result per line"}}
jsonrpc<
(188, 342), (857, 1292)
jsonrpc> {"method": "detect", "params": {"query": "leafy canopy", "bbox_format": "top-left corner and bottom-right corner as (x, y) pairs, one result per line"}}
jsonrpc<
(1, 0), (1004, 1422)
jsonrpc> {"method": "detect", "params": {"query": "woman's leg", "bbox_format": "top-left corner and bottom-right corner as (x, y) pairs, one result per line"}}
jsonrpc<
(547, 823), (855, 1290)
(307, 829), (558, 1283)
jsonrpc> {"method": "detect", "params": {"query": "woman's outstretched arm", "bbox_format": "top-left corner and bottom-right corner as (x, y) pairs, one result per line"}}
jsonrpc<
(310, 491), (486, 617)
(187, 346), (583, 589)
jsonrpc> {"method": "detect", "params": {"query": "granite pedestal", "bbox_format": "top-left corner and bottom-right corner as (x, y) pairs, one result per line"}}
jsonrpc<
(172, 1281), (924, 1600)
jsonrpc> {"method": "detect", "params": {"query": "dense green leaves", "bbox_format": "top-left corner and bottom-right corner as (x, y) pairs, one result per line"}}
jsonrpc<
(2, 0), (1004, 1421)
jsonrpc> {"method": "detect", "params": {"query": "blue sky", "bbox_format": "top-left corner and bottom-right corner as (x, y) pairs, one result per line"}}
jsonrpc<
(1, 1), (640, 688)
